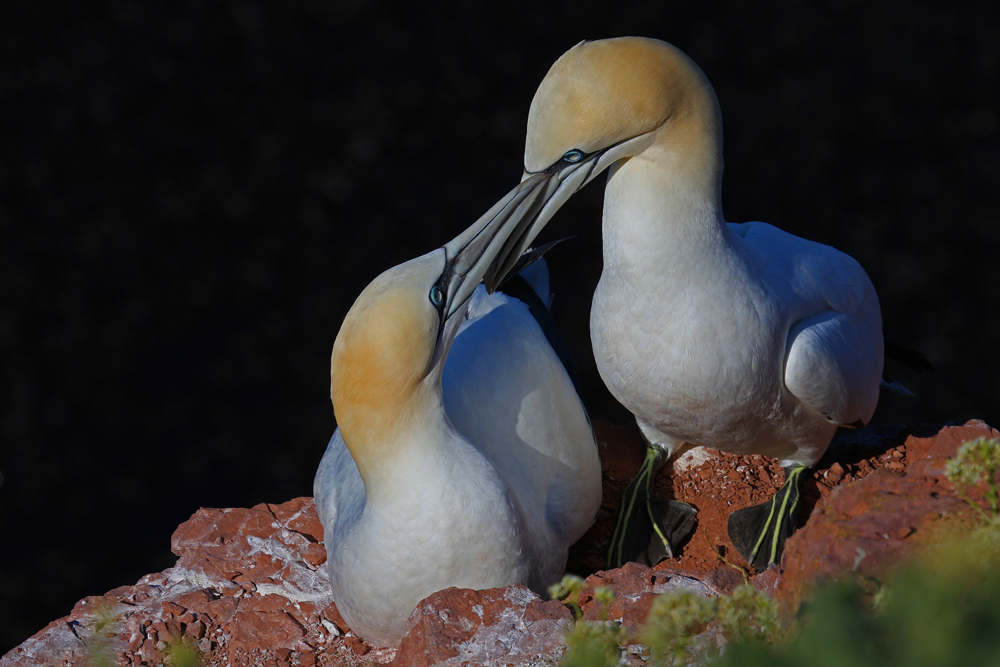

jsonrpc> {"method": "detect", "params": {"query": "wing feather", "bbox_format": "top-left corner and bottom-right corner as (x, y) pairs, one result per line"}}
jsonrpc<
(444, 286), (600, 546)
(313, 429), (366, 544)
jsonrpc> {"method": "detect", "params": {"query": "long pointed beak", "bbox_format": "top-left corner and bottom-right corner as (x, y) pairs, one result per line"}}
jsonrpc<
(482, 152), (604, 292)
(439, 173), (550, 320)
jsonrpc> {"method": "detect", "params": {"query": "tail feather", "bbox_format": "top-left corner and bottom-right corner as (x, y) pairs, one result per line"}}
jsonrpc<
(885, 341), (935, 373)
(881, 372), (916, 397)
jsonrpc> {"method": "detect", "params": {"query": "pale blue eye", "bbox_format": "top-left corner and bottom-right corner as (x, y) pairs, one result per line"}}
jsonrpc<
(429, 285), (444, 306)
(562, 150), (583, 163)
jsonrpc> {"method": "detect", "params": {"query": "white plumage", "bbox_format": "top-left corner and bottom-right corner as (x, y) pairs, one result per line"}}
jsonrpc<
(315, 231), (600, 648)
(592, 209), (882, 467)
(479, 36), (884, 568)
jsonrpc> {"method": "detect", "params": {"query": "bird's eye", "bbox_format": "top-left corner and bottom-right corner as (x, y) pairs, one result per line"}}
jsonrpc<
(562, 149), (584, 163)
(429, 285), (444, 307)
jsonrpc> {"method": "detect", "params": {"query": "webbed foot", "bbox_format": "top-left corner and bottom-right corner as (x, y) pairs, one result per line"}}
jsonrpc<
(727, 465), (806, 570)
(607, 442), (697, 568)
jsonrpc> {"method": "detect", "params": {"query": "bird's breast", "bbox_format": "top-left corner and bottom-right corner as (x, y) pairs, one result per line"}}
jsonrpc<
(591, 266), (790, 445)
(328, 445), (530, 646)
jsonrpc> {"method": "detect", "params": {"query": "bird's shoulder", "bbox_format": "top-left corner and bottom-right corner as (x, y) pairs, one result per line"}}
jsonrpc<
(731, 221), (875, 316)
(451, 287), (556, 382)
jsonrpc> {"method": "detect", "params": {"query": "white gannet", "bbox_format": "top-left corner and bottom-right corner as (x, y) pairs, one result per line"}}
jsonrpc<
(480, 37), (884, 570)
(313, 179), (602, 647)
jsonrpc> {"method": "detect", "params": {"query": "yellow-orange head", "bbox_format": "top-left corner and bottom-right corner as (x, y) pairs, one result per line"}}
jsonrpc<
(330, 252), (446, 481)
(524, 37), (722, 176)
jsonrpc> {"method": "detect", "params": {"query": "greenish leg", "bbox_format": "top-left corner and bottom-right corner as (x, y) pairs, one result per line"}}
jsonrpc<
(728, 465), (806, 571)
(607, 442), (697, 568)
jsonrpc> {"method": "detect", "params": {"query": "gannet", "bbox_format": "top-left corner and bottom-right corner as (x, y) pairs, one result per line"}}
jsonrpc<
(313, 178), (602, 647)
(480, 37), (884, 570)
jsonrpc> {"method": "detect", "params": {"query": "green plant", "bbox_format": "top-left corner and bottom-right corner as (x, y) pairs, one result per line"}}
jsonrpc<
(945, 436), (1000, 520)
(563, 620), (625, 667)
(549, 574), (588, 621)
(640, 585), (779, 666)
(164, 639), (202, 667)
(716, 585), (781, 645)
(556, 572), (780, 667)
(554, 575), (625, 667)
(85, 604), (118, 667)
(714, 523), (1000, 667)
(642, 590), (718, 666)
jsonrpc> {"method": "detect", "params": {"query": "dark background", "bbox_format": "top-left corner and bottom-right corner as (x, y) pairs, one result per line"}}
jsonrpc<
(1, 0), (997, 652)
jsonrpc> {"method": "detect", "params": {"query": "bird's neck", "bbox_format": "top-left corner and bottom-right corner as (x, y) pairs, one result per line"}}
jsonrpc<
(336, 379), (454, 502)
(601, 93), (731, 278)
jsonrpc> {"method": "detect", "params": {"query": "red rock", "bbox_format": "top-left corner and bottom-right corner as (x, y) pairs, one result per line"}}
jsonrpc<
(752, 566), (781, 598)
(321, 601), (351, 634)
(303, 542), (327, 567)
(776, 421), (1000, 618)
(574, 562), (721, 641)
(161, 601), (186, 617)
(5, 421), (997, 667)
(345, 635), (371, 655)
(186, 619), (206, 639)
(0, 498), (343, 667)
(393, 585), (572, 666)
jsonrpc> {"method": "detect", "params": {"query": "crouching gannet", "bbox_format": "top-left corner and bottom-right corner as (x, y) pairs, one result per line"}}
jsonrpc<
(313, 178), (602, 647)
(481, 36), (885, 571)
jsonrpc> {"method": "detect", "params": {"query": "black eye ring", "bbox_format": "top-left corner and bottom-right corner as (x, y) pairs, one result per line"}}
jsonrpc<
(429, 285), (444, 307)
(562, 149), (584, 163)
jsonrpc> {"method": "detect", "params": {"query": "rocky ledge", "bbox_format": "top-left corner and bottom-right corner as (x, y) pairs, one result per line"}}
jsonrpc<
(3, 420), (996, 667)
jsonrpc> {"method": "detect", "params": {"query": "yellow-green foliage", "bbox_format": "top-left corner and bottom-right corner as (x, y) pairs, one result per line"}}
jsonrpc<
(564, 621), (625, 667)
(641, 586), (778, 666)
(715, 585), (781, 645)
(642, 590), (717, 666)
(550, 574), (588, 621)
(84, 600), (201, 667)
(557, 575), (624, 667)
(85, 603), (118, 667)
(716, 533), (1000, 667)
(559, 575), (779, 667)
(945, 436), (1000, 519)
(164, 639), (201, 667)
(715, 440), (1000, 667)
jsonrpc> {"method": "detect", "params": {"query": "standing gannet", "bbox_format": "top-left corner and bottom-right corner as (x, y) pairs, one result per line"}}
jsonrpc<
(480, 37), (884, 571)
(313, 177), (602, 647)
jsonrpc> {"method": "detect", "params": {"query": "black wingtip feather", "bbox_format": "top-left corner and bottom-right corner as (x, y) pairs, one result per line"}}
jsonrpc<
(885, 341), (935, 373)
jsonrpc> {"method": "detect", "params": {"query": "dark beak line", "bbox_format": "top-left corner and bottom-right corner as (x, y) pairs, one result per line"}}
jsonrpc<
(483, 155), (601, 293)
(443, 175), (548, 320)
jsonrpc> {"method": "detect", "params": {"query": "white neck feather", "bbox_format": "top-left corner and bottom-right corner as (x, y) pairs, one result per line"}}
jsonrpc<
(345, 380), (459, 503)
(601, 143), (731, 283)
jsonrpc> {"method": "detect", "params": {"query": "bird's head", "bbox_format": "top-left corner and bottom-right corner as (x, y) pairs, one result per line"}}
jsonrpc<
(483, 37), (722, 290)
(331, 176), (550, 475)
